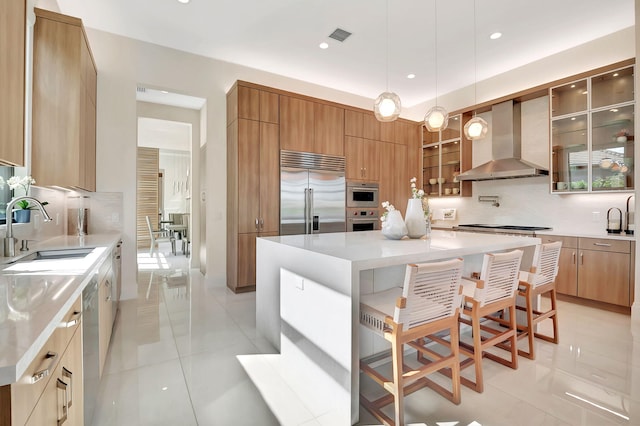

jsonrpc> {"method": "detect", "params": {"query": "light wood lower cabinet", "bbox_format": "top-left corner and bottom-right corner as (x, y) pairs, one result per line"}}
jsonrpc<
(0, 296), (83, 426)
(98, 259), (114, 377)
(541, 235), (633, 306)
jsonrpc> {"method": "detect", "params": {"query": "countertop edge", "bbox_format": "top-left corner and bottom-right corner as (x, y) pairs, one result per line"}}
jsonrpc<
(0, 233), (121, 386)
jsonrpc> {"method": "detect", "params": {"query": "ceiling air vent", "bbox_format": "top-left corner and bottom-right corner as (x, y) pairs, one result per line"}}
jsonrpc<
(328, 28), (352, 42)
(136, 86), (147, 93)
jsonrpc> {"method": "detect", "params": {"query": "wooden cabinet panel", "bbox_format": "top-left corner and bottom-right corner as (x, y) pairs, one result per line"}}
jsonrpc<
(260, 91), (279, 124)
(345, 110), (363, 137)
(237, 119), (261, 233)
(393, 144), (408, 215)
(260, 123), (280, 233)
(280, 96), (314, 152)
(363, 114), (381, 140)
(314, 103), (344, 156)
(380, 121), (395, 142)
(556, 248), (578, 296)
(394, 121), (413, 145)
(99, 266), (113, 377)
(238, 85), (260, 121)
(0, 0), (26, 166)
(378, 142), (394, 207)
(363, 139), (380, 181)
(345, 136), (364, 181)
(578, 249), (630, 306)
(32, 8), (96, 190)
(237, 233), (257, 289)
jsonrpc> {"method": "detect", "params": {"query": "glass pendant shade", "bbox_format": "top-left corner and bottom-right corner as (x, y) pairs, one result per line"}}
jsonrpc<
(374, 91), (401, 122)
(464, 116), (489, 140)
(424, 106), (449, 132)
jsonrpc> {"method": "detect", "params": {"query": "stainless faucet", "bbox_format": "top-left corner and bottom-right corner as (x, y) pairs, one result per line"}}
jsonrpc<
(3, 196), (52, 257)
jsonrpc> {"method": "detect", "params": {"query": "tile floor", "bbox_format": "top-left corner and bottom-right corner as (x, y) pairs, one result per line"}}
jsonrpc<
(91, 245), (640, 425)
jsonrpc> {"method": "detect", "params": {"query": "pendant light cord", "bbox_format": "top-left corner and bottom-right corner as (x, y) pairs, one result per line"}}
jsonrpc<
(473, 0), (478, 116)
(385, 0), (390, 92)
(434, 0), (438, 107)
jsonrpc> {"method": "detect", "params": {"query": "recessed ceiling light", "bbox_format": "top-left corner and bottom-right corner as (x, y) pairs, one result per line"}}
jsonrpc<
(613, 73), (619, 77)
(571, 117), (576, 121)
(319, 42), (329, 49)
(610, 108), (619, 112)
(489, 32), (502, 40)
(177, 0), (189, 3)
(407, 73), (415, 79)
(570, 84), (576, 88)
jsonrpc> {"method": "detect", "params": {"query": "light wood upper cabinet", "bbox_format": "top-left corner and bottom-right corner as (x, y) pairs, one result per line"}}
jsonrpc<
(345, 136), (379, 181)
(260, 91), (279, 124)
(259, 122), (280, 233)
(280, 96), (314, 152)
(238, 85), (260, 121)
(380, 121), (395, 143)
(314, 103), (344, 156)
(32, 8), (96, 191)
(237, 119), (261, 234)
(362, 113), (381, 141)
(345, 110), (363, 137)
(0, 0), (26, 166)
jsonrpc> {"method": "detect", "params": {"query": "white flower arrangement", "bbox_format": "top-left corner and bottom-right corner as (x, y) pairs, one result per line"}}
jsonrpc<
(380, 201), (396, 223)
(409, 177), (431, 221)
(1, 175), (46, 210)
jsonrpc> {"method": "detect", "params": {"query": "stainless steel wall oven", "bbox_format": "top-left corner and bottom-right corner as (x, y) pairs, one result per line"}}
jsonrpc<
(346, 182), (379, 208)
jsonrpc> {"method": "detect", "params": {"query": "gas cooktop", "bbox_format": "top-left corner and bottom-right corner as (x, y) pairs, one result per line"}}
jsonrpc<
(454, 224), (552, 235)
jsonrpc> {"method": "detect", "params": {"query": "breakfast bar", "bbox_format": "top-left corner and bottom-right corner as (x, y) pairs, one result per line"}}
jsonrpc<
(255, 229), (540, 424)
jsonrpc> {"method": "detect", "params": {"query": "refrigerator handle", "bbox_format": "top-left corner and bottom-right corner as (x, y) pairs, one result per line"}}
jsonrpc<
(304, 188), (309, 234)
(309, 188), (313, 234)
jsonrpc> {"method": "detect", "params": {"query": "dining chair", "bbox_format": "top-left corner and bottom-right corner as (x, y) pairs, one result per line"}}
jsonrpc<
(181, 214), (190, 256)
(457, 249), (523, 393)
(512, 241), (562, 359)
(359, 258), (464, 426)
(146, 215), (175, 256)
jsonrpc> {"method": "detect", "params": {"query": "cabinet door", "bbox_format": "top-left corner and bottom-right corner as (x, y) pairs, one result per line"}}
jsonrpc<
(345, 136), (364, 180)
(238, 85), (260, 120)
(362, 113), (381, 141)
(260, 91), (279, 124)
(363, 139), (380, 181)
(578, 249), (630, 306)
(237, 119), (261, 233)
(380, 121), (395, 143)
(314, 103), (344, 156)
(555, 247), (578, 296)
(259, 123), (280, 233)
(345, 110), (363, 137)
(378, 142), (395, 207)
(392, 144), (408, 214)
(99, 272), (113, 376)
(0, 0), (25, 166)
(280, 96), (314, 152)
(237, 233), (257, 289)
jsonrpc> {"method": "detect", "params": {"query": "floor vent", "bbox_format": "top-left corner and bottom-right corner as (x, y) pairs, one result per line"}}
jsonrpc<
(329, 28), (352, 42)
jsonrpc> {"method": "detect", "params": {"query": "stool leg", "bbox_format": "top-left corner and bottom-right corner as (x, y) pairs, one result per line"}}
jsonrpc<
(391, 338), (404, 426)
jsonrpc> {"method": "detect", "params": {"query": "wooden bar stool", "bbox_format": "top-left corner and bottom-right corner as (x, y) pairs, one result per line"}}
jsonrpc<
(514, 241), (562, 359)
(359, 258), (464, 426)
(457, 249), (523, 393)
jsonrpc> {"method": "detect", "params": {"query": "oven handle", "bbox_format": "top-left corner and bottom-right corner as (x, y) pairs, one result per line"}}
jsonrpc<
(349, 218), (380, 222)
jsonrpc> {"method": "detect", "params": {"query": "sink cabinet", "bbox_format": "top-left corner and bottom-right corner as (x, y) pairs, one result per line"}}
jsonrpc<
(541, 235), (634, 307)
(0, 0), (26, 166)
(0, 296), (83, 426)
(32, 8), (97, 191)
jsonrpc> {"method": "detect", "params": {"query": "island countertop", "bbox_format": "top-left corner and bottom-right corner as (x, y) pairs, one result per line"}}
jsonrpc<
(0, 233), (121, 386)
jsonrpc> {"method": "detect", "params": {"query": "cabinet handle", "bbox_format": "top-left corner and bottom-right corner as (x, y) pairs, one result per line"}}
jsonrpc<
(30, 351), (59, 384)
(62, 367), (73, 408)
(105, 280), (112, 302)
(593, 243), (611, 247)
(580, 252), (584, 265)
(255, 218), (259, 231)
(60, 311), (82, 328)
(260, 218), (264, 230)
(572, 252), (576, 265)
(57, 378), (68, 425)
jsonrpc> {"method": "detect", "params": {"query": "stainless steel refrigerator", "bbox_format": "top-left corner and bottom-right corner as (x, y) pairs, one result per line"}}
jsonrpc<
(280, 151), (346, 235)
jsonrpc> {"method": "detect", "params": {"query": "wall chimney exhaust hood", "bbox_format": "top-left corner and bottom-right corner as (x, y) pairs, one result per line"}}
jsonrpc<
(457, 100), (549, 181)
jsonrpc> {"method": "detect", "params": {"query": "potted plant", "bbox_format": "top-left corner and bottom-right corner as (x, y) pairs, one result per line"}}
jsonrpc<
(5, 175), (47, 223)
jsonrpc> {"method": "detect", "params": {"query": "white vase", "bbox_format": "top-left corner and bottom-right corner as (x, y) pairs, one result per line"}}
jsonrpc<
(405, 198), (426, 239)
(381, 210), (407, 240)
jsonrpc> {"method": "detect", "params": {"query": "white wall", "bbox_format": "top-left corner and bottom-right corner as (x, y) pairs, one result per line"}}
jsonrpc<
(82, 24), (635, 300)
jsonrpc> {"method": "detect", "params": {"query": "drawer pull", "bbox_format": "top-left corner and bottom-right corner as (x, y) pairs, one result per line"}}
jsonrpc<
(593, 243), (612, 247)
(62, 367), (73, 408)
(59, 311), (82, 328)
(57, 378), (68, 425)
(30, 351), (58, 384)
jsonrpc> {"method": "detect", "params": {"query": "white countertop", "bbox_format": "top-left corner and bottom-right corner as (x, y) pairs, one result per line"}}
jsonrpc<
(0, 233), (121, 386)
(261, 229), (540, 271)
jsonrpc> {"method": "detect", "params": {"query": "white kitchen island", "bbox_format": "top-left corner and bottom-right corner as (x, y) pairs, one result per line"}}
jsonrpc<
(254, 230), (540, 425)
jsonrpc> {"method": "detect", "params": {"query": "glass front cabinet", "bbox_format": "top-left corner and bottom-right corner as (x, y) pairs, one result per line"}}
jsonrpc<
(550, 65), (634, 193)
(422, 114), (472, 197)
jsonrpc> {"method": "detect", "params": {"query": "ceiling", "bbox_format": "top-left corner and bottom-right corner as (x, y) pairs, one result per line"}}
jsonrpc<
(57, 0), (634, 109)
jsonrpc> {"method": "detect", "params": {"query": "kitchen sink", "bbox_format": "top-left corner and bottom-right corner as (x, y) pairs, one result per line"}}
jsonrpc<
(18, 248), (95, 262)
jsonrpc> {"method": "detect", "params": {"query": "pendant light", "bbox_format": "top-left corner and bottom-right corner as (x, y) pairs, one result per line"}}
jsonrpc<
(424, 0), (448, 132)
(464, 0), (489, 140)
(374, 0), (401, 122)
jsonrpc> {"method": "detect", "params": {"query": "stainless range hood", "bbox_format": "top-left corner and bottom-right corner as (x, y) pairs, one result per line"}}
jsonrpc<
(457, 100), (549, 181)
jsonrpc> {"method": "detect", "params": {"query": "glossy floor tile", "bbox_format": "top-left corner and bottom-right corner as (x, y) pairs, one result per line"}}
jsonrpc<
(91, 246), (640, 425)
